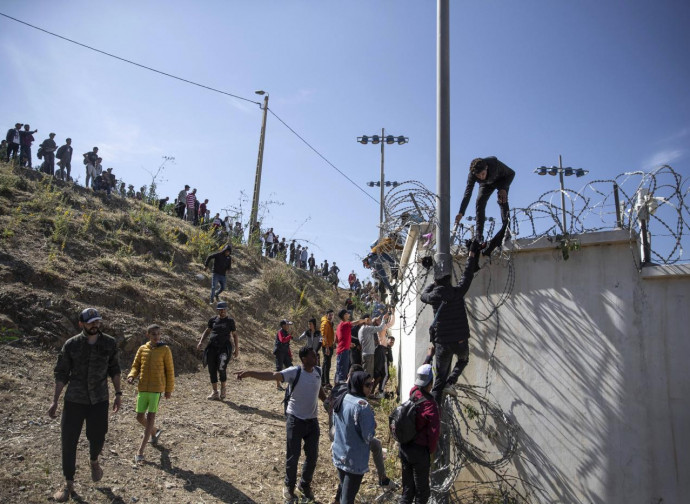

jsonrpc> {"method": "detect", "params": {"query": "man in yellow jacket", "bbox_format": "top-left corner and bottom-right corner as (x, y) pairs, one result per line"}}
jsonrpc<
(127, 324), (174, 463)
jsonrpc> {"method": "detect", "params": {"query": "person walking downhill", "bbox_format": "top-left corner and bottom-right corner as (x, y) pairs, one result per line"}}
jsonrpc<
(320, 309), (335, 389)
(197, 302), (239, 401)
(205, 244), (232, 304)
(236, 347), (326, 503)
(331, 371), (377, 504)
(47, 308), (122, 503)
(398, 364), (440, 504)
(273, 320), (294, 391)
(126, 324), (174, 464)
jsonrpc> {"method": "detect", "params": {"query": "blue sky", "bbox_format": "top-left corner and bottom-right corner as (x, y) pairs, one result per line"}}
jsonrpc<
(1, 1), (688, 278)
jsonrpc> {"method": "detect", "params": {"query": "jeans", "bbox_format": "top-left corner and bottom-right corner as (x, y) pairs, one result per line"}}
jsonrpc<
(475, 184), (510, 244)
(322, 346), (333, 385)
(285, 415), (319, 489)
(370, 253), (394, 291)
(432, 340), (469, 405)
(210, 273), (227, 302)
(61, 401), (109, 480)
(57, 160), (71, 180)
(43, 152), (55, 175)
(20, 145), (32, 167)
(335, 350), (350, 383)
(399, 443), (431, 504)
(336, 468), (364, 504)
(6, 142), (19, 162)
(85, 164), (94, 188)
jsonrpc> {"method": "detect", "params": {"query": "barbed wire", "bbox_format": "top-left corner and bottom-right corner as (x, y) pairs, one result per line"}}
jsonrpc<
(380, 165), (687, 503)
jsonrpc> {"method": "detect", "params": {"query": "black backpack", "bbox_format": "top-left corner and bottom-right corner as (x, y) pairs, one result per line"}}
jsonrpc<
(283, 366), (322, 415)
(389, 394), (428, 444)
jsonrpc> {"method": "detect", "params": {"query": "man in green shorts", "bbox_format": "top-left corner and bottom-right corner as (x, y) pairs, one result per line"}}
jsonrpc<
(127, 324), (174, 463)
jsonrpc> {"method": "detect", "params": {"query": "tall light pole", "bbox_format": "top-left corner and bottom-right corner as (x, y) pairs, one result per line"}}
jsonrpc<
(534, 155), (589, 233)
(357, 129), (408, 238)
(436, 0), (451, 279)
(249, 90), (269, 243)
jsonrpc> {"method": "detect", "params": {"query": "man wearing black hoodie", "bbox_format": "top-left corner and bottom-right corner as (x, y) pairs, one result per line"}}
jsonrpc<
(420, 240), (481, 406)
(204, 245), (232, 304)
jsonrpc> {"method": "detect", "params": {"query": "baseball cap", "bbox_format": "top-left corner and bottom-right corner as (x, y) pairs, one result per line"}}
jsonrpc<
(216, 302), (228, 310)
(79, 308), (102, 324)
(280, 320), (293, 327)
(414, 364), (433, 387)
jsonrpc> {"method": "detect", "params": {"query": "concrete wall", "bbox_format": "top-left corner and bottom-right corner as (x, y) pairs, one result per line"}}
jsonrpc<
(394, 229), (689, 503)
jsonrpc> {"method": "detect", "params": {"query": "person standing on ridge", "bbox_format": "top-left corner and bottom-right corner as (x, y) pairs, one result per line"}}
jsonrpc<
(455, 156), (515, 256)
(56, 138), (73, 181)
(5, 123), (22, 163)
(39, 132), (58, 176)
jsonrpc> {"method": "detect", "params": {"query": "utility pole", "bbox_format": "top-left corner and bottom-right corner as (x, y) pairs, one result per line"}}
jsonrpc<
(435, 0), (451, 279)
(379, 127), (385, 238)
(249, 91), (269, 244)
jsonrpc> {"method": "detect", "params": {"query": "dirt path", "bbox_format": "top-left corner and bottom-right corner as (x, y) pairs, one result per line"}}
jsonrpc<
(0, 345), (397, 504)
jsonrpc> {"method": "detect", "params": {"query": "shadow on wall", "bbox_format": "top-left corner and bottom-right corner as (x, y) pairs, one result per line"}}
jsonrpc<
(463, 245), (645, 503)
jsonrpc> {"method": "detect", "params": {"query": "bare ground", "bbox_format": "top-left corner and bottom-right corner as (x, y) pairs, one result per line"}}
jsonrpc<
(0, 344), (398, 504)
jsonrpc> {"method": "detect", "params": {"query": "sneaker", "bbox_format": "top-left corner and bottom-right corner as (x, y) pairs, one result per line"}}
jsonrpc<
(443, 386), (458, 398)
(297, 482), (315, 500)
(53, 482), (74, 503)
(150, 428), (162, 445)
(282, 485), (296, 502)
(134, 454), (145, 464)
(277, 384), (285, 392)
(207, 391), (220, 400)
(90, 460), (103, 482)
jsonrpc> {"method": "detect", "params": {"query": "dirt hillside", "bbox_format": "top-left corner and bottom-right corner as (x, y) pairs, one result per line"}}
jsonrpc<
(0, 162), (399, 504)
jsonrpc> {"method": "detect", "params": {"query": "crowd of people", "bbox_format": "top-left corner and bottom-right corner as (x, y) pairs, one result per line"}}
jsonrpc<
(39, 138), (514, 503)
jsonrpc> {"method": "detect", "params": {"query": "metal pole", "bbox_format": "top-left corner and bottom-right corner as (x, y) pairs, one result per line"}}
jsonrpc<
(380, 127), (385, 238)
(559, 155), (567, 234)
(435, 0), (451, 278)
(613, 182), (622, 228)
(249, 94), (269, 243)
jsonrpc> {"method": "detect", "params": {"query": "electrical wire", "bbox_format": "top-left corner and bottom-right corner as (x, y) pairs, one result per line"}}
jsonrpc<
(0, 12), (261, 106)
(0, 11), (379, 206)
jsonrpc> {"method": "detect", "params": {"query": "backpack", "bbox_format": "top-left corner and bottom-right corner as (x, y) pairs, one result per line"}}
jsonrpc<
(37, 147), (43, 160)
(389, 394), (428, 444)
(283, 366), (322, 415)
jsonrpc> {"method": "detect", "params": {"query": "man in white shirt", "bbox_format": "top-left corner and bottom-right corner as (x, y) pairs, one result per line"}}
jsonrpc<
(236, 346), (326, 502)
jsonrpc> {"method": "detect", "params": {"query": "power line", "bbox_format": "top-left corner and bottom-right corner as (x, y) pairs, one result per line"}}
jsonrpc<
(1, 11), (378, 206)
(0, 12), (261, 106)
(268, 108), (378, 204)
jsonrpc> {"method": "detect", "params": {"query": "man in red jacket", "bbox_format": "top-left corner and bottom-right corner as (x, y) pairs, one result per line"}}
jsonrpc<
(399, 364), (440, 504)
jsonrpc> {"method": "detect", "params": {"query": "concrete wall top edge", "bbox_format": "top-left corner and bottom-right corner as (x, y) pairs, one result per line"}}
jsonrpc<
(640, 263), (690, 279)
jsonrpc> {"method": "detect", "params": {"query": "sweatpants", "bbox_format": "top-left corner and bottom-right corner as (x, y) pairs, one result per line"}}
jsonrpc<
(61, 400), (109, 480)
